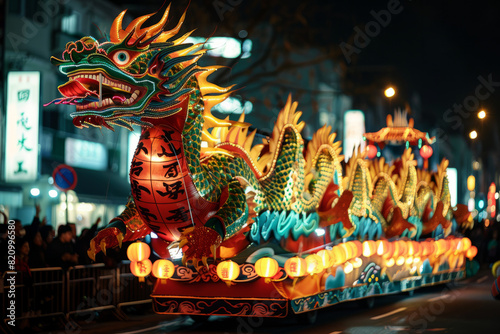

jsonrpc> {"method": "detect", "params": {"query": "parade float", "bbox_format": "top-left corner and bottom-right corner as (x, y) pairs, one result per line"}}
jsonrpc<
(47, 6), (475, 319)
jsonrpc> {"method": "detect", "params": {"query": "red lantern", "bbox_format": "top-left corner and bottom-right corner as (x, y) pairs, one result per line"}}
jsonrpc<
(420, 145), (433, 159)
(127, 241), (151, 262)
(366, 144), (378, 159)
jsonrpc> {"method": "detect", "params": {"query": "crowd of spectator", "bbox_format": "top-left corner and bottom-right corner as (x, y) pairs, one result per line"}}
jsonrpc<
(0, 205), (104, 278)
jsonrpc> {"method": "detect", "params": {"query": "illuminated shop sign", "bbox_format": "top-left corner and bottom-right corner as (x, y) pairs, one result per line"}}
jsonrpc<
(65, 138), (108, 171)
(4, 71), (40, 182)
(343, 110), (366, 162)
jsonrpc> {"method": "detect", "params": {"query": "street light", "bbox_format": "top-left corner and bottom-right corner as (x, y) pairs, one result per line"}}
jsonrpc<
(478, 110), (486, 119)
(469, 130), (478, 139)
(384, 87), (395, 98)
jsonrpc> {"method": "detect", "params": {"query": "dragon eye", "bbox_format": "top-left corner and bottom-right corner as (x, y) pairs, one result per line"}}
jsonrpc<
(113, 51), (130, 65)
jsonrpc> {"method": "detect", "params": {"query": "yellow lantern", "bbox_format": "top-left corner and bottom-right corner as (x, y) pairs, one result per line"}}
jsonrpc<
(352, 257), (363, 268)
(332, 245), (347, 265)
(435, 239), (448, 256)
(127, 241), (151, 262)
(385, 258), (395, 267)
(467, 175), (475, 192)
(344, 261), (354, 274)
(461, 238), (472, 252)
(216, 260), (240, 281)
(350, 240), (363, 258)
(130, 259), (152, 282)
(466, 246), (478, 260)
(317, 250), (335, 268)
(362, 240), (377, 258)
(305, 254), (324, 275)
(285, 257), (307, 278)
(396, 256), (405, 266)
(255, 257), (279, 278)
(152, 259), (175, 280)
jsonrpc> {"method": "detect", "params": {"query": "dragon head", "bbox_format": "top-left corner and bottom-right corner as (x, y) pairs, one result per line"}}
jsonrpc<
(47, 6), (229, 131)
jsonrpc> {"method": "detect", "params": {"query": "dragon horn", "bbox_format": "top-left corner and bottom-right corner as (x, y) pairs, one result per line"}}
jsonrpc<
(100, 239), (107, 256)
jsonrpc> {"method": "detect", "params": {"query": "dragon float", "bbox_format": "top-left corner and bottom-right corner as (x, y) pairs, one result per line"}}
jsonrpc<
(48, 6), (476, 319)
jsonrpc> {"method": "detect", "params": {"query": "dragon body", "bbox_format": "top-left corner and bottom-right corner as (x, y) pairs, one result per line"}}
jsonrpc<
(48, 7), (471, 267)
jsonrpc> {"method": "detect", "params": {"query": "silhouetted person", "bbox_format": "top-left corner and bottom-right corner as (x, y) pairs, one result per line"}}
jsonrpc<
(46, 225), (78, 269)
(29, 231), (47, 268)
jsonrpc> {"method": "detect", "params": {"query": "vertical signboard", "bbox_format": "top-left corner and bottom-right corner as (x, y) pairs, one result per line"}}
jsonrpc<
(343, 110), (366, 162)
(4, 71), (40, 182)
(446, 167), (458, 207)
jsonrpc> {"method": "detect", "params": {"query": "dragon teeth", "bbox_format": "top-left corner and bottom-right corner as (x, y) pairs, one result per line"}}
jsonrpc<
(71, 74), (133, 92)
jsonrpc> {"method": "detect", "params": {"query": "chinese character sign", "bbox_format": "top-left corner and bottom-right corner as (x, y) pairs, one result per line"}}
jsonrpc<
(4, 72), (40, 182)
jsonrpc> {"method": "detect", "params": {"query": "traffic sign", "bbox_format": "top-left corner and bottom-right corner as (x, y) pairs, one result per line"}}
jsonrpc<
(52, 164), (78, 192)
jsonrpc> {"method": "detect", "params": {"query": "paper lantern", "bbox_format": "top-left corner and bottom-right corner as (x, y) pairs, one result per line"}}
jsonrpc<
(461, 237), (472, 253)
(421, 241), (435, 257)
(152, 259), (175, 279)
(130, 127), (194, 244)
(407, 241), (421, 257)
(341, 243), (354, 261)
(349, 241), (363, 258)
(127, 241), (151, 262)
(352, 257), (363, 268)
(385, 258), (395, 267)
(366, 144), (378, 159)
(344, 261), (354, 274)
(435, 239), (448, 256)
(130, 259), (152, 280)
(285, 257), (307, 278)
(396, 256), (405, 266)
(255, 257), (279, 278)
(467, 175), (475, 192)
(466, 246), (478, 260)
(420, 145), (433, 159)
(216, 260), (240, 281)
(305, 254), (324, 275)
(393, 240), (407, 258)
(317, 250), (335, 268)
(376, 240), (389, 256)
(332, 245), (347, 264)
(363, 240), (377, 257)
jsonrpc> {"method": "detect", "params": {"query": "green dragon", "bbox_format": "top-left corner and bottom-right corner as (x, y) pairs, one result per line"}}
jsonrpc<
(48, 6), (470, 266)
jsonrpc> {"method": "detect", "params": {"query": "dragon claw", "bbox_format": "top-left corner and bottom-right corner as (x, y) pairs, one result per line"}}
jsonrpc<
(88, 240), (96, 261)
(202, 256), (209, 269)
(100, 239), (107, 256)
(117, 232), (124, 248)
(177, 226), (222, 269)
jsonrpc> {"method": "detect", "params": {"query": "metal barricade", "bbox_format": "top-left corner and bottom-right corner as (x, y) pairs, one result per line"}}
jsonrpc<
(2, 267), (65, 322)
(116, 261), (153, 309)
(66, 264), (117, 318)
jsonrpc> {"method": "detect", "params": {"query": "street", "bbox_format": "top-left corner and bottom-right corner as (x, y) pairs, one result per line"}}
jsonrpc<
(54, 268), (500, 334)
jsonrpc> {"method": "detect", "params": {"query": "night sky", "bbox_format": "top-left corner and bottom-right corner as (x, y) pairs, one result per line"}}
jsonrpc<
(110, 0), (500, 153)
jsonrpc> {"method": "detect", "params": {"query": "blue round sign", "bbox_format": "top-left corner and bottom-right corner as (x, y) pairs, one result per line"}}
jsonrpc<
(52, 164), (78, 191)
